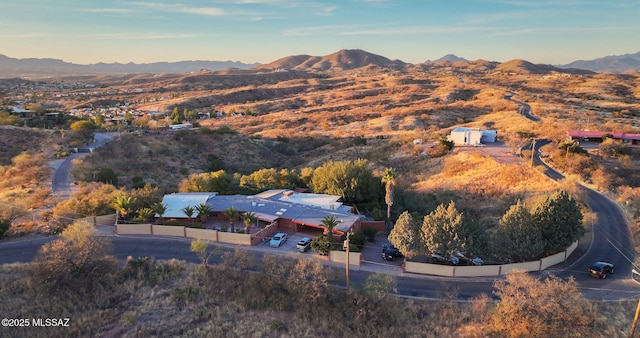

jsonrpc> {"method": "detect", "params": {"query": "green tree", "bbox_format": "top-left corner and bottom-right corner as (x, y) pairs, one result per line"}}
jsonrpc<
(111, 192), (133, 220)
(239, 168), (303, 194)
(531, 190), (584, 255)
(309, 159), (380, 204)
(488, 272), (597, 337)
(170, 107), (184, 124)
(194, 203), (212, 224)
(153, 202), (168, 224)
(190, 238), (212, 266)
(438, 136), (454, 152)
(558, 139), (587, 157)
(224, 206), (239, 232)
(241, 211), (257, 234)
(95, 167), (118, 185)
(381, 167), (396, 226)
(420, 201), (466, 257)
(178, 170), (237, 194)
(181, 205), (196, 225)
(493, 201), (544, 262)
(136, 207), (155, 223)
(320, 215), (339, 237)
(388, 211), (422, 259)
(70, 120), (97, 140)
(310, 234), (336, 256)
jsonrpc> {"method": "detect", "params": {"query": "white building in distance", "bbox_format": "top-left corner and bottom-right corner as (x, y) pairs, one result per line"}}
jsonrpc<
(449, 127), (497, 146)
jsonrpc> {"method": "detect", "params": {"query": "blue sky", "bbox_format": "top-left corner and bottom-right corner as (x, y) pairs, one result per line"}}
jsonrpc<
(1, 0), (638, 65)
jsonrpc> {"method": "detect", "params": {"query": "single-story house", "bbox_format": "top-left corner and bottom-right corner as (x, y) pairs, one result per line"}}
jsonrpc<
(449, 127), (497, 145)
(568, 130), (640, 146)
(159, 189), (364, 235)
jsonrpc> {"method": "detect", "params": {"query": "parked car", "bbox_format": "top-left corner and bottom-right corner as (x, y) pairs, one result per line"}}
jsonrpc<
(431, 251), (459, 265)
(473, 142), (486, 147)
(381, 243), (403, 261)
(588, 261), (614, 278)
(456, 251), (483, 266)
(296, 237), (312, 252)
(269, 232), (288, 248)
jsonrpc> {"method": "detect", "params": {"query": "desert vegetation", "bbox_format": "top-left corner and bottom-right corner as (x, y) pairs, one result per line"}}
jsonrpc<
(1, 54), (640, 336)
(0, 221), (633, 337)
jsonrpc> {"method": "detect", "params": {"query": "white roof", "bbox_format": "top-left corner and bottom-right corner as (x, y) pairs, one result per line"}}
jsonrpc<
(277, 191), (343, 210)
(160, 192), (217, 218)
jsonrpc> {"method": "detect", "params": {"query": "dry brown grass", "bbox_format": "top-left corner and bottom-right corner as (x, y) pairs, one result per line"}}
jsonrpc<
(0, 252), (634, 338)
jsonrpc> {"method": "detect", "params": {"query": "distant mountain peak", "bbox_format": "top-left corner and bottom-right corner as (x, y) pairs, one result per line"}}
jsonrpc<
(432, 54), (469, 63)
(560, 51), (640, 73)
(255, 49), (406, 71)
(0, 53), (259, 78)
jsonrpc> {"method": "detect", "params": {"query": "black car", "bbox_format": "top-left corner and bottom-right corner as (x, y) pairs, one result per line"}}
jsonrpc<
(382, 243), (403, 261)
(588, 261), (614, 279)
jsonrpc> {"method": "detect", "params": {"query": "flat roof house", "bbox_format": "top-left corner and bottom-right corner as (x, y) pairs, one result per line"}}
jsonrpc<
(160, 189), (365, 235)
(449, 127), (497, 146)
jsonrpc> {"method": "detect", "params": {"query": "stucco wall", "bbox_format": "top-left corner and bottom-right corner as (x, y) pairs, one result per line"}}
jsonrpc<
(405, 261), (454, 276)
(185, 228), (218, 241)
(329, 251), (362, 266)
(454, 265), (502, 277)
(403, 241), (579, 277)
(500, 261), (541, 275)
(116, 224), (152, 235)
(218, 231), (251, 245)
(152, 225), (186, 237)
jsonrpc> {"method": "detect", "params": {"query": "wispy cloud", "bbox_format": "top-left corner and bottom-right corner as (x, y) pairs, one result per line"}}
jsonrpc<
(474, 0), (600, 7)
(127, 2), (228, 16)
(0, 33), (47, 38)
(77, 8), (131, 14)
(80, 32), (200, 40)
(284, 24), (492, 37)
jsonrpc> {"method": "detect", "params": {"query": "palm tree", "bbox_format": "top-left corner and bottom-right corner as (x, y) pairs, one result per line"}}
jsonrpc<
(241, 212), (257, 234)
(136, 207), (155, 223)
(381, 167), (396, 231)
(321, 216), (339, 238)
(181, 205), (196, 225)
(194, 203), (212, 224)
(153, 202), (168, 224)
(111, 193), (133, 221)
(224, 206), (239, 232)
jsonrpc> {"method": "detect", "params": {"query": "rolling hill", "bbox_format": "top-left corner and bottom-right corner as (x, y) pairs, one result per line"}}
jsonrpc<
(561, 51), (640, 73)
(254, 49), (407, 72)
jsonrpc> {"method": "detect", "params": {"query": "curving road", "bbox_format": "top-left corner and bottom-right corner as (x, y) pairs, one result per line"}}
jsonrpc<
(2, 130), (638, 301)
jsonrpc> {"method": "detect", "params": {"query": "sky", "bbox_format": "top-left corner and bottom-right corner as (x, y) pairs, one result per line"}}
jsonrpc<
(1, 0), (638, 66)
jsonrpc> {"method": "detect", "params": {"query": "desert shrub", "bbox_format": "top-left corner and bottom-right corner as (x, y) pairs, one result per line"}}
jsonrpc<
(0, 218), (10, 238)
(486, 272), (600, 337)
(363, 227), (377, 242)
(29, 221), (117, 295)
(311, 234), (336, 255)
(341, 232), (365, 252)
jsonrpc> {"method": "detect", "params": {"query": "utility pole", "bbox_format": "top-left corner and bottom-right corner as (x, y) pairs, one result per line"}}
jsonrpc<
(345, 231), (351, 293)
(530, 138), (536, 168)
(630, 298), (640, 338)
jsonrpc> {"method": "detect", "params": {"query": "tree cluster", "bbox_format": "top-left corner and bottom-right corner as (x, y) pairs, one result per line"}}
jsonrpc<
(389, 190), (584, 262)
(179, 159), (383, 205)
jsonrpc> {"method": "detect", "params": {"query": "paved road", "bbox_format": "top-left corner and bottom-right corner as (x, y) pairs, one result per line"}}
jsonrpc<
(504, 93), (540, 122)
(51, 132), (119, 199)
(1, 231), (637, 301)
(4, 129), (637, 301)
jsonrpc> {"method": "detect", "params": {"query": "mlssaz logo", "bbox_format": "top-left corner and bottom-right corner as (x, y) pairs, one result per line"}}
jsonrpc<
(32, 318), (70, 327)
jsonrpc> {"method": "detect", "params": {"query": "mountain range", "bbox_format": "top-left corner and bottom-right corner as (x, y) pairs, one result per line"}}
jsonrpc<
(0, 49), (638, 78)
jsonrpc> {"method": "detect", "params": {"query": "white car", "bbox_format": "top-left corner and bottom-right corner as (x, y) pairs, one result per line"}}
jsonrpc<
(269, 232), (288, 247)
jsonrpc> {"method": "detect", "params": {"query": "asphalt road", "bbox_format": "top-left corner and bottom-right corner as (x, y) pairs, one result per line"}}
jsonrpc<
(2, 131), (638, 301)
(1, 232), (637, 301)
